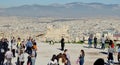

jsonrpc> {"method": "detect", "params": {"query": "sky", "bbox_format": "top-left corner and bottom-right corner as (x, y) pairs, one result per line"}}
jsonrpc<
(0, 0), (120, 8)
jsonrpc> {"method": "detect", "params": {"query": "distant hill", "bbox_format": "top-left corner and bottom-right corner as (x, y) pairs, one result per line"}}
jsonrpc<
(0, 2), (120, 18)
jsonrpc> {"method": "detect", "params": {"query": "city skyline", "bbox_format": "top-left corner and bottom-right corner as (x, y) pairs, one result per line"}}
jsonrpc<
(0, 0), (120, 8)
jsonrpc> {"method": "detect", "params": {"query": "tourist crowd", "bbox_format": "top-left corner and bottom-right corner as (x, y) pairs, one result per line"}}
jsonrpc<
(1, 34), (120, 65)
(0, 37), (37, 65)
(48, 35), (120, 65)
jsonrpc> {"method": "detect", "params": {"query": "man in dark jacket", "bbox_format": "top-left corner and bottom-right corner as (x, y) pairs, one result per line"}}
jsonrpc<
(94, 36), (97, 48)
(0, 38), (8, 65)
(61, 37), (65, 51)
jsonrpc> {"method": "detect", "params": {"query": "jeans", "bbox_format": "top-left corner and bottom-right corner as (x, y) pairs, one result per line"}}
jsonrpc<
(61, 44), (64, 51)
(101, 43), (105, 49)
(88, 42), (92, 48)
(31, 57), (36, 65)
(79, 59), (84, 65)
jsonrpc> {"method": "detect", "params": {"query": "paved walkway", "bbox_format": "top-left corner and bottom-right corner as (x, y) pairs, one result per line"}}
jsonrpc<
(6, 43), (119, 65)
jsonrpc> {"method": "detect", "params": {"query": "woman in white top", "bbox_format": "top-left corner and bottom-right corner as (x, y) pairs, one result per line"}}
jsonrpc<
(5, 48), (13, 65)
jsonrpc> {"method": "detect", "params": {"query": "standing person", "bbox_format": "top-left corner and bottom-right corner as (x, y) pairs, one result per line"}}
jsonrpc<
(63, 49), (71, 65)
(12, 42), (16, 57)
(0, 38), (5, 65)
(88, 37), (92, 48)
(26, 38), (33, 54)
(109, 40), (114, 49)
(117, 45), (120, 62)
(2, 38), (8, 53)
(27, 55), (32, 65)
(0, 51), (4, 65)
(11, 37), (16, 57)
(0, 38), (8, 65)
(19, 50), (24, 65)
(4, 38), (9, 50)
(94, 36), (97, 48)
(33, 40), (37, 57)
(17, 37), (21, 53)
(11, 37), (16, 49)
(31, 46), (37, 65)
(21, 40), (26, 51)
(101, 35), (105, 49)
(107, 45), (114, 64)
(79, 50), (85, 65)
(61, 37), (65, 51)
(5, 48), (13, 65)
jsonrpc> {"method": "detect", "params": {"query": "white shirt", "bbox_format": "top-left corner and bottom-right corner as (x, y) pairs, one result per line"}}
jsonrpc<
(101, 37), (105, 44)
(5, 51), (13, 58)
(12, 43), (16, 49)
(19, 53), (24, 62)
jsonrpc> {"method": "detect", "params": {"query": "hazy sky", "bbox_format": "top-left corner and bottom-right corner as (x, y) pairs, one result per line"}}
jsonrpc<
(0, 0), (120, 8)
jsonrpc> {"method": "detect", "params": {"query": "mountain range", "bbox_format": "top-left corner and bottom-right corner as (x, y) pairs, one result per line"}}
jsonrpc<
(0, 2), (120, 18)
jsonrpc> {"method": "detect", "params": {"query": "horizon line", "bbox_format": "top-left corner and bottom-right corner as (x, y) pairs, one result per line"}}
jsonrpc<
(0, 2), (120, 8)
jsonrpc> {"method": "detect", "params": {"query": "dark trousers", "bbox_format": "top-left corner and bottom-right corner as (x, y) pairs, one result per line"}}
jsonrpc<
(0, 53), (5, 65)
(94, 43), (97, 48)
(79, 59), (84, 65)
(108, 53), (113, 60)
(101, 43), (105, 49)
(20, 61), (24, 65)
(0, 59), (4, 65)
(12, 49), (16, 57)
(17, 57), (20, 65)
(118, 53), (120, 61)
(27, 56), (32, 65)
(61, 44), (64, 51)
